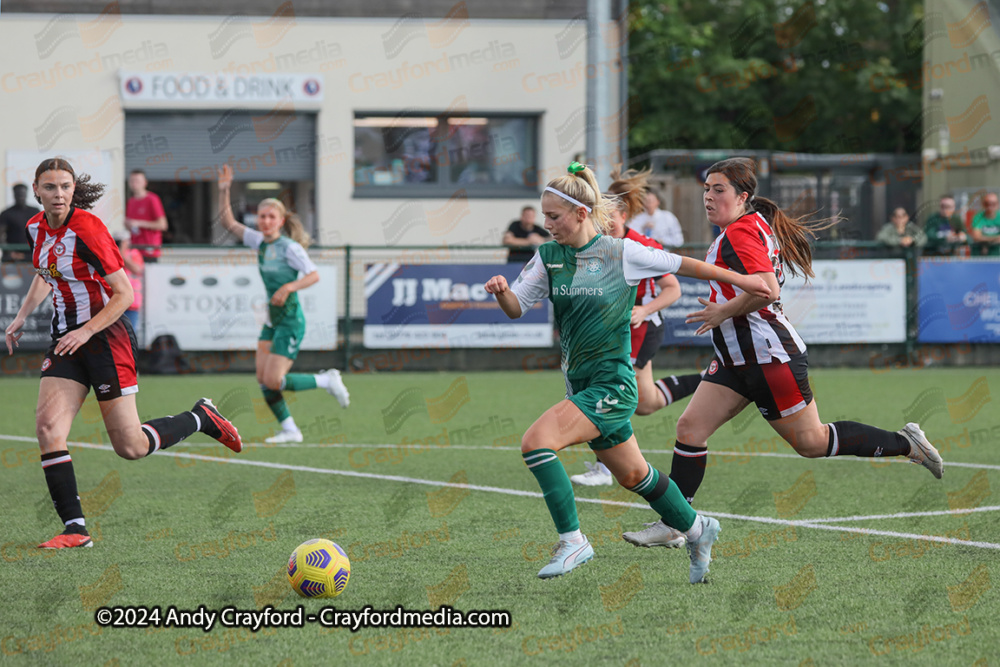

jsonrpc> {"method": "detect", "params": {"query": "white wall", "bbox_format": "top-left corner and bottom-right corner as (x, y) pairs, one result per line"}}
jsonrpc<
(0, 13), (622, 246)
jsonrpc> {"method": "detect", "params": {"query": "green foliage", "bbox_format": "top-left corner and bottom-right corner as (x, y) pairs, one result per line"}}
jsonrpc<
(627, 0), (925, 156)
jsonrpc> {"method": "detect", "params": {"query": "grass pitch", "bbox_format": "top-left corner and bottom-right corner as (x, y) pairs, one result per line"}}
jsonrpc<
(0, 367), (997, 665)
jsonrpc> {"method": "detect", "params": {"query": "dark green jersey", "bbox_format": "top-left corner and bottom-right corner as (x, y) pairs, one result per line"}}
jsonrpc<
(243, 228), (317, 326)
(510, 235), (682, 385)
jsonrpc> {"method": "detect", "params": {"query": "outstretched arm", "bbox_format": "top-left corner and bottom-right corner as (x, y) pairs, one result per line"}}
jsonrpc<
(675, 256), (772, 299)
(217, 164), (248, 240)
(686, 271), (780, 335)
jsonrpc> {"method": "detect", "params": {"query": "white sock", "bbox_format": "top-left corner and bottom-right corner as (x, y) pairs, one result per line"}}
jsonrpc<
(559, 529), (585, 544)
(685, 515), (705, 542)
(315, 372), (331, 389)
(66, 518), (86, 527)
(191, 412), (202, 432)
(596, 462), (611, 475)
(281, 417), (299, 432)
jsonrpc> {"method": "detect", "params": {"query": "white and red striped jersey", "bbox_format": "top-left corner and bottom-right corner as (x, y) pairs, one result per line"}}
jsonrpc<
(705, 211), (805, 365)
(623, 226), (665, 326)
(26, 206), (123, 335)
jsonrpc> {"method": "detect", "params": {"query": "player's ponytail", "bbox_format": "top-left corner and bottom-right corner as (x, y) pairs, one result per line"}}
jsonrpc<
(707, 157), (838, 279)
(544, 162), (616, 235)
(607, 165), (651, 222)
(33, 158), (106, 210)
(259, 197), (312, 249)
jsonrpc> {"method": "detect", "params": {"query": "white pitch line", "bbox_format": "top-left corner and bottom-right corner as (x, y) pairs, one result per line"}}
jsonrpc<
(5, 434), (999, 552)
(794, 505), (1000, 523)
(141, 439), (1000, 473)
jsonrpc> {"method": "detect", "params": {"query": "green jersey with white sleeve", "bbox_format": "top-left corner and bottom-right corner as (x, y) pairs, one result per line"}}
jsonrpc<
(510, 235), (683, 385)
(242, 228), (317, 327)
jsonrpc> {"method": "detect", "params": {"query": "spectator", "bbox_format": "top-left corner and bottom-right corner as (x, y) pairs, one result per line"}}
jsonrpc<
(0, 183), (40, 261)
(923, 195), (967, 255)
(631, 189), (684, 247)
(112, 230), (144, 332)
(877, 207), (926, 249)
(970, 192), (1000, 256)
(503, 205), (550, 263)
(125, 169), (167, 262)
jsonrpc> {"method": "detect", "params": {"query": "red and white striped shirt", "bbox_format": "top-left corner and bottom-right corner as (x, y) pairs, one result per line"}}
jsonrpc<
(26, 206), (123, 335)
(705, 211), (805, 365)
(623, 226), (665, 326)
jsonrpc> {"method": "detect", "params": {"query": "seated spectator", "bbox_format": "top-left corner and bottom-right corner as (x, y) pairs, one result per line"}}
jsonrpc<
(877, 207), (926, 250)
(631, 189), (684, 247)
(924, 195), (967, 255)
(503, 205), (550, 263)
(970, 192), (1000, 256)
(113, 230), (145, 332)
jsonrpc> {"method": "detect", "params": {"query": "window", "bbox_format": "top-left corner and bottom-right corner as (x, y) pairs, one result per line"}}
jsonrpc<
(353, 112), (538, 197)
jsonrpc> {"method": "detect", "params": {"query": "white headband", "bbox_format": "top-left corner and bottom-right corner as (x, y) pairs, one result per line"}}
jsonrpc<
(544, 186), (592, 212)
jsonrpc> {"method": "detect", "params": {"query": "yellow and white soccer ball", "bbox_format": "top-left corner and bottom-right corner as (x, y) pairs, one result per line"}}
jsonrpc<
(287, 539), (351, 598)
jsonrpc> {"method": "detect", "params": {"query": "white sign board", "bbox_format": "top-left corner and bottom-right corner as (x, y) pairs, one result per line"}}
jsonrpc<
(781, 259), (907, 343)
(145, 262), (337, 351)
(119, 71), (323, 107)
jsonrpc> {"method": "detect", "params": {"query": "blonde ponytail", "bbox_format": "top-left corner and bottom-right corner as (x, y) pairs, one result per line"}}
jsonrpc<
(544, 162), (617, 235)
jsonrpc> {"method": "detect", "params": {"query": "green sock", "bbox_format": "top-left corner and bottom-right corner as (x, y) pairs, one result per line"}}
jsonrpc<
(523, 449), (579, 533)
(262, 388), (291, 422)
(629, 464), (696, 532)
(282, 374), (317, 391)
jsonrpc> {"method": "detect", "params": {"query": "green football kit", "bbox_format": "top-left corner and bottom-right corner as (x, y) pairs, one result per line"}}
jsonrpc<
(242, 228), (317, 360)
(510, 235), (682, 449)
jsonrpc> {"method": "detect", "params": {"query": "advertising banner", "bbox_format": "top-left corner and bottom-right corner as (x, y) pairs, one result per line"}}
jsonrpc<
(145, 261), (337, 351)
(364, 263), (552, 348)
(661, 259), (908, 347)
(0, 264), (54, 351)
(918, 259), (1000, 343)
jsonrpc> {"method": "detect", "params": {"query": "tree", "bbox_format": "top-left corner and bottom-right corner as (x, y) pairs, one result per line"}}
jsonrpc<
(626, 0), (925, 158)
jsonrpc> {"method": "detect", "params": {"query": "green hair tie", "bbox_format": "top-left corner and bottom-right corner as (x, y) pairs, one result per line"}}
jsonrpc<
(567, 161), (586, 175)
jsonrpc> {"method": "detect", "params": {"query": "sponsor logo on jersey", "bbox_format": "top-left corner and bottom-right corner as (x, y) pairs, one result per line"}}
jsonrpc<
(545, 263), (564, 269)
(47, 262), (63, 279)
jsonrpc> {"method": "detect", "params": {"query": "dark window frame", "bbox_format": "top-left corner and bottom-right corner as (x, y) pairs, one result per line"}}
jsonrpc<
(352, 110), (542, 199)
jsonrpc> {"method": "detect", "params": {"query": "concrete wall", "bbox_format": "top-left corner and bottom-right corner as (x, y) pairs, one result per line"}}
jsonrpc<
(0, 11), (622, 246)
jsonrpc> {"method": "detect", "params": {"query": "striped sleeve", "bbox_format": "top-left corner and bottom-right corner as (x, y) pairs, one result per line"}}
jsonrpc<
(721, 224), (773, 275)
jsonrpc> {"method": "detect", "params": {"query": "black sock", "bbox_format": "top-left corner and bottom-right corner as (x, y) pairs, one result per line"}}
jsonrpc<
(142, 412), (200, 455)
(669, 441), (708, 503)
(827, 422), (911, 458)
(655, 374), (702, 405)
(41, 451), (86, 529)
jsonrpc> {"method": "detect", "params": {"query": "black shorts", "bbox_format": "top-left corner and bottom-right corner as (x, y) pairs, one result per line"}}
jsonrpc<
(630, 318), (666, 369)
(40, 316), (139, 401)
(701, 352), (812, 421)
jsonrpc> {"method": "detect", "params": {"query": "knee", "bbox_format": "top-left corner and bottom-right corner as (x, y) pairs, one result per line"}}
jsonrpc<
(675, 412), (697, 442)
(634, 401), (656, 416)
(786, 426), (829, 458)
(109, 431), (147, 460)
(617, 466), (647, 490)
(262, 376), (283, 392)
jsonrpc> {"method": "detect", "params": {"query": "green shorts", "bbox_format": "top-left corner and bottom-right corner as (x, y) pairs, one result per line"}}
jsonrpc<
(567, 370), (638, 451)
(259, 314), (306, 360)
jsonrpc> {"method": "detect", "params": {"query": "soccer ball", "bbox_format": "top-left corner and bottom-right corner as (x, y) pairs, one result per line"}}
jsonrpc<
(287, 539), (351, 598)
